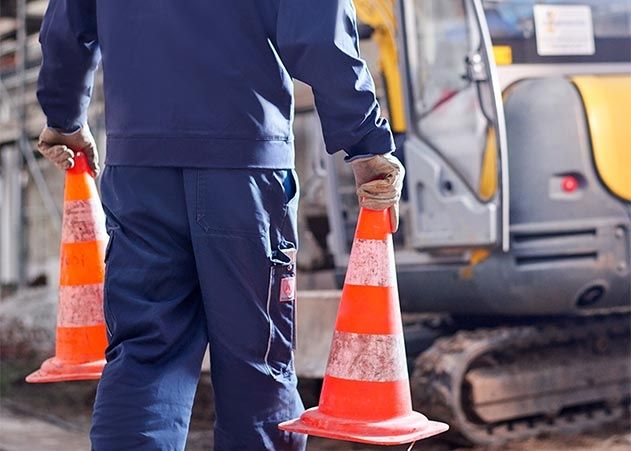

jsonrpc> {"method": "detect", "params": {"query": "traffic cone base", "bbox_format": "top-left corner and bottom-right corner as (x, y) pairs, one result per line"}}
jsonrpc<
(25, 356), (105, 383)
(279, 208), (449, 444)
(279, 408), (448, 445)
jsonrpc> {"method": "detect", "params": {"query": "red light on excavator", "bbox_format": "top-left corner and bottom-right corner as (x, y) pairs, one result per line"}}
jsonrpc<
(561, 175), (579, 193)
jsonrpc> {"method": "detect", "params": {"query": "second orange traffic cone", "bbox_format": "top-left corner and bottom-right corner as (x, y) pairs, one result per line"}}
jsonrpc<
(279, 208), (448, 445)
(26, 152), (108, 383)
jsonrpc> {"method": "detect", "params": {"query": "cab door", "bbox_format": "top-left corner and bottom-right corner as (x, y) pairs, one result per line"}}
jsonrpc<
(398, 0), (510, 251)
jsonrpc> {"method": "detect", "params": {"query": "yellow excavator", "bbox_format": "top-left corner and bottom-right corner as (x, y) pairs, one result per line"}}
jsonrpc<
(294, 0), (630, 445)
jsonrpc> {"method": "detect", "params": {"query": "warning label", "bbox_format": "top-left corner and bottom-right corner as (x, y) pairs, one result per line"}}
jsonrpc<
(534, 5), (595, 56)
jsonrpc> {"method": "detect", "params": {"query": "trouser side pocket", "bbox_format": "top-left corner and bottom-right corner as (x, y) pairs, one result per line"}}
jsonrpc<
(264, 247), (297, 380)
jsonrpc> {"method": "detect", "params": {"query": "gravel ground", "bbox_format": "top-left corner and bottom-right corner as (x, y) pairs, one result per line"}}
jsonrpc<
(2, 406), (630, 451)
(1, 364), (630, 451)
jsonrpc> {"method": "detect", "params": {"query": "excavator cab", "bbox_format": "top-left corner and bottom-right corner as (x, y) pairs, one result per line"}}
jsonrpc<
(325, 0), (630, 316)
(327, 0), (508, 251)
(325, 0), (508, 306)
(398, 0), (509, 252)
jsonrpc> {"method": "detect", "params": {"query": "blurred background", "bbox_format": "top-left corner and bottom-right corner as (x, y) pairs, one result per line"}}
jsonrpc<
(1, 0), (630, 449)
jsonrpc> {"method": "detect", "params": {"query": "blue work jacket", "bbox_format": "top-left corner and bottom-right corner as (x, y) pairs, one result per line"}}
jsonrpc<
(37, 0), (395, 168)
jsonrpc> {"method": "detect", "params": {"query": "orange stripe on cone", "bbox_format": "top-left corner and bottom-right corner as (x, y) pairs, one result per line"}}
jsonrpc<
(279, 208), (448, 445)
(26, 152), (107, 384)
(59, 240), (106, 286)
(60, 241), (106, 286)
(320, 376), (412, 421)
(55, 324), (108, 363)
(64, 172), (98, 201)
(334, 285), (402, 335)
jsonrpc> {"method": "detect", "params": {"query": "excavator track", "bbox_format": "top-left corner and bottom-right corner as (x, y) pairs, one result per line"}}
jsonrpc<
(411, 312), (631, 445)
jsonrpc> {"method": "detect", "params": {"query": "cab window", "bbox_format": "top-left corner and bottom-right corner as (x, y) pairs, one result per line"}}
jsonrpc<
(484, 0), (631, 63)
(409, 0), (497, 199)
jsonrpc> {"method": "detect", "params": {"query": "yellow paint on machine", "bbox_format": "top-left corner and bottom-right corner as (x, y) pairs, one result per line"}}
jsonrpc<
(492, 45), (513, 66)
(459, 249), (491, 279)
(355, 0), (407, 133)
(572, 75), (631, 201)
(478, 126), (498, 201)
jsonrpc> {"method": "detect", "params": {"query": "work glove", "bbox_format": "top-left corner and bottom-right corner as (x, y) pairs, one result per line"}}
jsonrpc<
(37, 125), (100, 176)
(350, 153), (405, 233)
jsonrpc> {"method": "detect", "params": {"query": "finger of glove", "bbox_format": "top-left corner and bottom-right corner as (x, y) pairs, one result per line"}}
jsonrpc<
(359, 196), (399, 211)
(389, 203), (399, 233)
(352, 165), (394, 187)
(36, 139), (55, 158)
(357, 179), (399, 204)
(90, 163), (101, 177)
(40, 145), (75, 170)
(82, 145), (100, 177)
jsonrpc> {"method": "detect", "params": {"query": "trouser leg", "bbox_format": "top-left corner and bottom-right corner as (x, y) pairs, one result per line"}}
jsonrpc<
(91, 166), (207, 451)
(184, 168), (306, 451)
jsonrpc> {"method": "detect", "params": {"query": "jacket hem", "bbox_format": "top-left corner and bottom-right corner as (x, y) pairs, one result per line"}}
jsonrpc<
(104, 136), (295, 169)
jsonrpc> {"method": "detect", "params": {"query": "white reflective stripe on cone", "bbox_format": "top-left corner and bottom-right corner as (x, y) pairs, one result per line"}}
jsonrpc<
(58, 284), (105, 327)
(345, 239), (396, 287)
(325, 331), (408, 382)
(62, 199), (107, 244)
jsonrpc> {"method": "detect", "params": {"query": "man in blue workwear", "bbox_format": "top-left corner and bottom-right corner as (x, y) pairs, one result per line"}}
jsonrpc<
(36, 0), (404, 449)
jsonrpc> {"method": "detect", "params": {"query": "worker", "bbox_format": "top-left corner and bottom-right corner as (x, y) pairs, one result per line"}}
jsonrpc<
(35, 0), (404, 449)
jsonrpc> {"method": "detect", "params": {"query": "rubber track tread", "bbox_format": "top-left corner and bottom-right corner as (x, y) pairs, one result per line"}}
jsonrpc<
(411, 312), (631, 445)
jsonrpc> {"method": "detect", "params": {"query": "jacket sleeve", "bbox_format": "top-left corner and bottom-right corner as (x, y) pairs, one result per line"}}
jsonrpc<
(37, 0), (100, 133)
(276, 0), (395, 159)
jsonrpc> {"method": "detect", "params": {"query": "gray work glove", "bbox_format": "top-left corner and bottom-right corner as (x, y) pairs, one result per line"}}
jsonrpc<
(350, 153), (405, 233)
(37, 125), (100, 176)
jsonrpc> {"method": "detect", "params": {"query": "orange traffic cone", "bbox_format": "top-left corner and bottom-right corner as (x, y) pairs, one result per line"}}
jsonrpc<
(279, 208), (448, 445)
(26, 152), (108, 383)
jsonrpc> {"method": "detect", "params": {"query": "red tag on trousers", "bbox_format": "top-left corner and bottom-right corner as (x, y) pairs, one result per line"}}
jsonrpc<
(280, 276), (296, 303)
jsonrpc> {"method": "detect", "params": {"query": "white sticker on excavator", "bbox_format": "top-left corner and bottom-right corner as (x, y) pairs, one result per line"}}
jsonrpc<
(534, 5), (595, 56)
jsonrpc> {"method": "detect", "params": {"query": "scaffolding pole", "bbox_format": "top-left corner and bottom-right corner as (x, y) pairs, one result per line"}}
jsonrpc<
(0, 146), (22, 287)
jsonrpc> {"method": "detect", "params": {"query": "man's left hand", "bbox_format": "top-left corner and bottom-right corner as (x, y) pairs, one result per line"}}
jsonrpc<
(37, 125), (100, 176)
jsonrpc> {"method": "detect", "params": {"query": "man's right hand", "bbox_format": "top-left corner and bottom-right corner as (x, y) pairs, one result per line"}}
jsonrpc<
(37, 125), (100, 176)
(350, 153), (405, 233)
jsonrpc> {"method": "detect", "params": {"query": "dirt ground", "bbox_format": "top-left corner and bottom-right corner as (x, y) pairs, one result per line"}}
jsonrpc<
(1, 363), (630, 451)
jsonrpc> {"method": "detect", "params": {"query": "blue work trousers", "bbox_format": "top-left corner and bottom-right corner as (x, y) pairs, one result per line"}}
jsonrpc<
(90, 166), (306, 451)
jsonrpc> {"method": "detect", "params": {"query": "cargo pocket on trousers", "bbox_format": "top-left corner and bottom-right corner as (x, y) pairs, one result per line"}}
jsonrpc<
(103, 228), (117, 339)
(264, 247), (297, 380)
